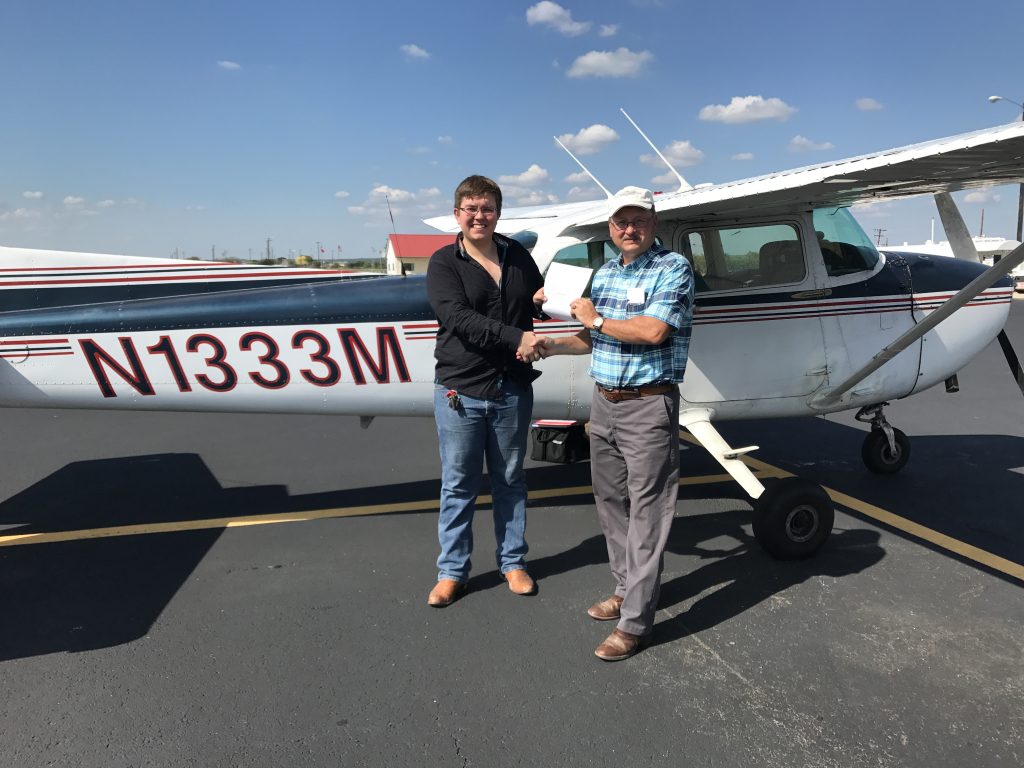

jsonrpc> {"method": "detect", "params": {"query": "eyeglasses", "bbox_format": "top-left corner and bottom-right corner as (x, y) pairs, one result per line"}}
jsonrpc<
(610, 216), (652, 232)
(457, 206), (498, 217)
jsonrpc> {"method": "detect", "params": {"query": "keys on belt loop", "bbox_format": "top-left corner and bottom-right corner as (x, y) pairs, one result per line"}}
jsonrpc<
(445, 389), (462, 410)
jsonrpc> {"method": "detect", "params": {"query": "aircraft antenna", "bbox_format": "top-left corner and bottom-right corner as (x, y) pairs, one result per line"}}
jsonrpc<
(384, 193), (406, 276)
(619, 108), (693, 193)
(553, 136), (612, 198)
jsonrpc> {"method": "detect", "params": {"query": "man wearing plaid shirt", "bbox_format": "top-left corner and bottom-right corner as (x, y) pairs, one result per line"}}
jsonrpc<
(539, 186), (694, 661)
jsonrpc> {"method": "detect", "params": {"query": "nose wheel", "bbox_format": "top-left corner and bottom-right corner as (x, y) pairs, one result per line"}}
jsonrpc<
(856, 403), (911, 474)
(752, 478), (834, 559)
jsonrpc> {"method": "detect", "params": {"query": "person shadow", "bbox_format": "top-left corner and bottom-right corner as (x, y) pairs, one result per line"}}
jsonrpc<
(651, 509), (884, 647)
(524, 505), (885, 647)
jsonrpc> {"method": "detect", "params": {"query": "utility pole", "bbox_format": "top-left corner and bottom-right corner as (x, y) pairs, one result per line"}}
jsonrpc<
(874, 228), (887, 246)
(211, 245), (216, 261)
(266, 237), (272, 262)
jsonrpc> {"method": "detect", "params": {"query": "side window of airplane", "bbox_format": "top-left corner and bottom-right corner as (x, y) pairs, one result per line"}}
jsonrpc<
(812, 207), (881, 276)
(684, 224), (805, 292)
(548, 239), (661, 296)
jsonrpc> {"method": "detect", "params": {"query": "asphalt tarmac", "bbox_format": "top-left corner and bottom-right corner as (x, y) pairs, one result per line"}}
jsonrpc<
(2, 300), (1023, 768)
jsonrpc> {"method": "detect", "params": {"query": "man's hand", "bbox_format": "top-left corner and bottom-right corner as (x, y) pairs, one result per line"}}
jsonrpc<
(516, 331), (544, 363)
(570, 298), (598, 328)
(533, 287), (547, 307)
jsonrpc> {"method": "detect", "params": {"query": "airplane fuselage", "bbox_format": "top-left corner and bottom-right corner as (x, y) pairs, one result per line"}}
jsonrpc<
(0, 212), (1012, 422)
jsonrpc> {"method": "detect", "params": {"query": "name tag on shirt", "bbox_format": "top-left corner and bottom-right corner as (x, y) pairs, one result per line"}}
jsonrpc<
(627, 287), (646, 305)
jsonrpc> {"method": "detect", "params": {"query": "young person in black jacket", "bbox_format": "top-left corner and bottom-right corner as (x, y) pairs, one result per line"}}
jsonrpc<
(425, 175), (545, 607)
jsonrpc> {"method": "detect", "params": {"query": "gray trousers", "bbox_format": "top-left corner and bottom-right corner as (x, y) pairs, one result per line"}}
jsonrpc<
(589, 385), (680, 636)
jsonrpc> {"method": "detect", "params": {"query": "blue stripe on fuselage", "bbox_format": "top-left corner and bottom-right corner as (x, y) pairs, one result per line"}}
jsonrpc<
(0, 276), (435, 337)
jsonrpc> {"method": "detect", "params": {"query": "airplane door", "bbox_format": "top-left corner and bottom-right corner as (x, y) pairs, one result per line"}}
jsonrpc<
(678, 220), (830, 404)
(811, 208), (920, 401)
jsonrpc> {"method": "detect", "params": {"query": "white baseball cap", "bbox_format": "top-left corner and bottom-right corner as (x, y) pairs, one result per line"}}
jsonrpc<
(608, 186), (655, 219)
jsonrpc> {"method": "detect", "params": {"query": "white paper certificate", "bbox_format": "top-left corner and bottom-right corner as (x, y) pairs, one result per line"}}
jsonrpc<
(542, 262), (594, 322)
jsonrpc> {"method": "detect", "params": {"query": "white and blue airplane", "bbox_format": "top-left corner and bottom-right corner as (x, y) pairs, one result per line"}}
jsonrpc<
(2, 119), (1023, 559)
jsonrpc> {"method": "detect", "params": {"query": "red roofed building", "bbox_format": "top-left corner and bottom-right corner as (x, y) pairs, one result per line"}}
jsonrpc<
(385, 234), (456, 276)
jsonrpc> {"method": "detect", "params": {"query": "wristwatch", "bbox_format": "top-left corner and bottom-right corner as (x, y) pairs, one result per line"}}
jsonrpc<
(591, 315), (605, 332)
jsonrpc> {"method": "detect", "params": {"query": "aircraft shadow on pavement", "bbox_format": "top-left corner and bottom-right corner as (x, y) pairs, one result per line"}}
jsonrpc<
(718, 416), (1024, 577)
(2, 411), (1020, 660)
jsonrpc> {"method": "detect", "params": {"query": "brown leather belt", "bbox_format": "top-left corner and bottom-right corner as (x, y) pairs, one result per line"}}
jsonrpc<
(596, 383), (675, 402)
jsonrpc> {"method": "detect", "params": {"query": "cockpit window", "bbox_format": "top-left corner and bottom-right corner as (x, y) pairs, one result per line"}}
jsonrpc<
(681, 223), (805, 292)
(812, 208), (880, 276)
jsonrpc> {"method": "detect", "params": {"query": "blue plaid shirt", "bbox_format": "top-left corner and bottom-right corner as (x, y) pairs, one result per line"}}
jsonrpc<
(588, 246), (694, 387)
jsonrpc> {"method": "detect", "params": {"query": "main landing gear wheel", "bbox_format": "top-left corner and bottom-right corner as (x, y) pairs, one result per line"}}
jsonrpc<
(752, 478), (834, 560)
(861, 427), (911, 474)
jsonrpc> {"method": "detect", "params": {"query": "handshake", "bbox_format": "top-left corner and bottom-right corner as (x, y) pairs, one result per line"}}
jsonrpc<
(516, 332), (555, 363)
(515, 295), (596, 363)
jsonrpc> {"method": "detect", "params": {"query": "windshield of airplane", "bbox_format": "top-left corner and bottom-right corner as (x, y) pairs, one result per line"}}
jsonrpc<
(812, 207), (880, 276)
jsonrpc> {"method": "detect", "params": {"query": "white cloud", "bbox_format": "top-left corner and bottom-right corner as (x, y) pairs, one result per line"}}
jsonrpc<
(732, 152), (754, 161)
(599, 24), (619, 37)
(526, 2), (591, 36)
(564, 171), (592, 183)
(640, 139), (704, 168)
(556, 124), (619, 155)
(96, 199), (116, 208)
(334, 190), (351, 199)
(217, 60), (241, 71)
(856, 97), (883, 111)
(0, 207), (41, 221)
(347, 205), (367, 215)
(567, 186), (604, 202)
(408, 146), (431, 155)
(370, 184), (414, 202)
(650, 171), (678, 186)
(400, 43), (430, 60)
(699, 95), (796, 124)
(789, 135), (834, 152)
(963, 189), (1000, 204)
(21, 190), (43, 199)
(512, 190), (560, 206)
(567, 48), (652, 78)
(185, 204), (206, 211)
(63, 195), (85, 206)
(499, 164), (550, 186)
(437, 135), (453, 144)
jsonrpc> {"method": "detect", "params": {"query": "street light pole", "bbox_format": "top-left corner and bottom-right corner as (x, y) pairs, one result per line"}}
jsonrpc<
(988, 95), (1024, 242)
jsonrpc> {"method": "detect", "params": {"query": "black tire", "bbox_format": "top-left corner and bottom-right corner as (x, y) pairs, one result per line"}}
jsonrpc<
(752, 478), (834, 560)
(861, 428), (911, 474)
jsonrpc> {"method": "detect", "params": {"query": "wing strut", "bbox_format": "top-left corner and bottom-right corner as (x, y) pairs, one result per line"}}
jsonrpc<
(933, 192), (981, 262)
(812, 242), (1024, 408)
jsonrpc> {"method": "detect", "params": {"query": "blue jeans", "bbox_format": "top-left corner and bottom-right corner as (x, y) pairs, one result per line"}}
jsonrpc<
(433, 379), (533, 583)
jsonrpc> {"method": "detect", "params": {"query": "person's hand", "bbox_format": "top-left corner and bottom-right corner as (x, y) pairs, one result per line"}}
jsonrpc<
(533, 287), (547, 307)
(570, 298), (598, 327)
(537, 336), (555, 358)
(516, 331), (544, 363)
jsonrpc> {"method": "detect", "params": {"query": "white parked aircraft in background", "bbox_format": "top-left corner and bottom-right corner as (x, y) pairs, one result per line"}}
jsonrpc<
(3, 119), (1023, 560)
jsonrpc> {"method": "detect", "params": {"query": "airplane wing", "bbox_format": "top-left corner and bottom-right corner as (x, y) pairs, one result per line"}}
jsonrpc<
(424, 122), (1024, 236)
(594, 121), (1024, 225)
(423, 199), (607, 235)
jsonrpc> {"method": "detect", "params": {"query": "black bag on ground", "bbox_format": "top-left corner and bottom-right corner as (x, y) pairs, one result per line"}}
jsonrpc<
(530, 422), (589, 463)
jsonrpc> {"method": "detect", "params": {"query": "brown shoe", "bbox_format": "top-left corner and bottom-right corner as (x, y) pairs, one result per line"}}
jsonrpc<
(427, 579), (466, 607)
(502, 569), (537, 596)
(594, 628), (650, 662)
(587, 595), (624, 621)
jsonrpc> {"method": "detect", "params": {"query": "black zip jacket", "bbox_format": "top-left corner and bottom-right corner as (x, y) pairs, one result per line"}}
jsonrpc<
(426, 233), (544, 400)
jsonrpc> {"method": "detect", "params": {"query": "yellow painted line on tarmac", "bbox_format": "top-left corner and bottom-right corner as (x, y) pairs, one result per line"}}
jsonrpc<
(0, 472), (769, 548)
(3, 431), (1021, 583)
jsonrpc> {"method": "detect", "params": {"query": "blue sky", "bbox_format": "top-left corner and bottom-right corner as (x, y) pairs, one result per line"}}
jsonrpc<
(2, 0), (1024, 261)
